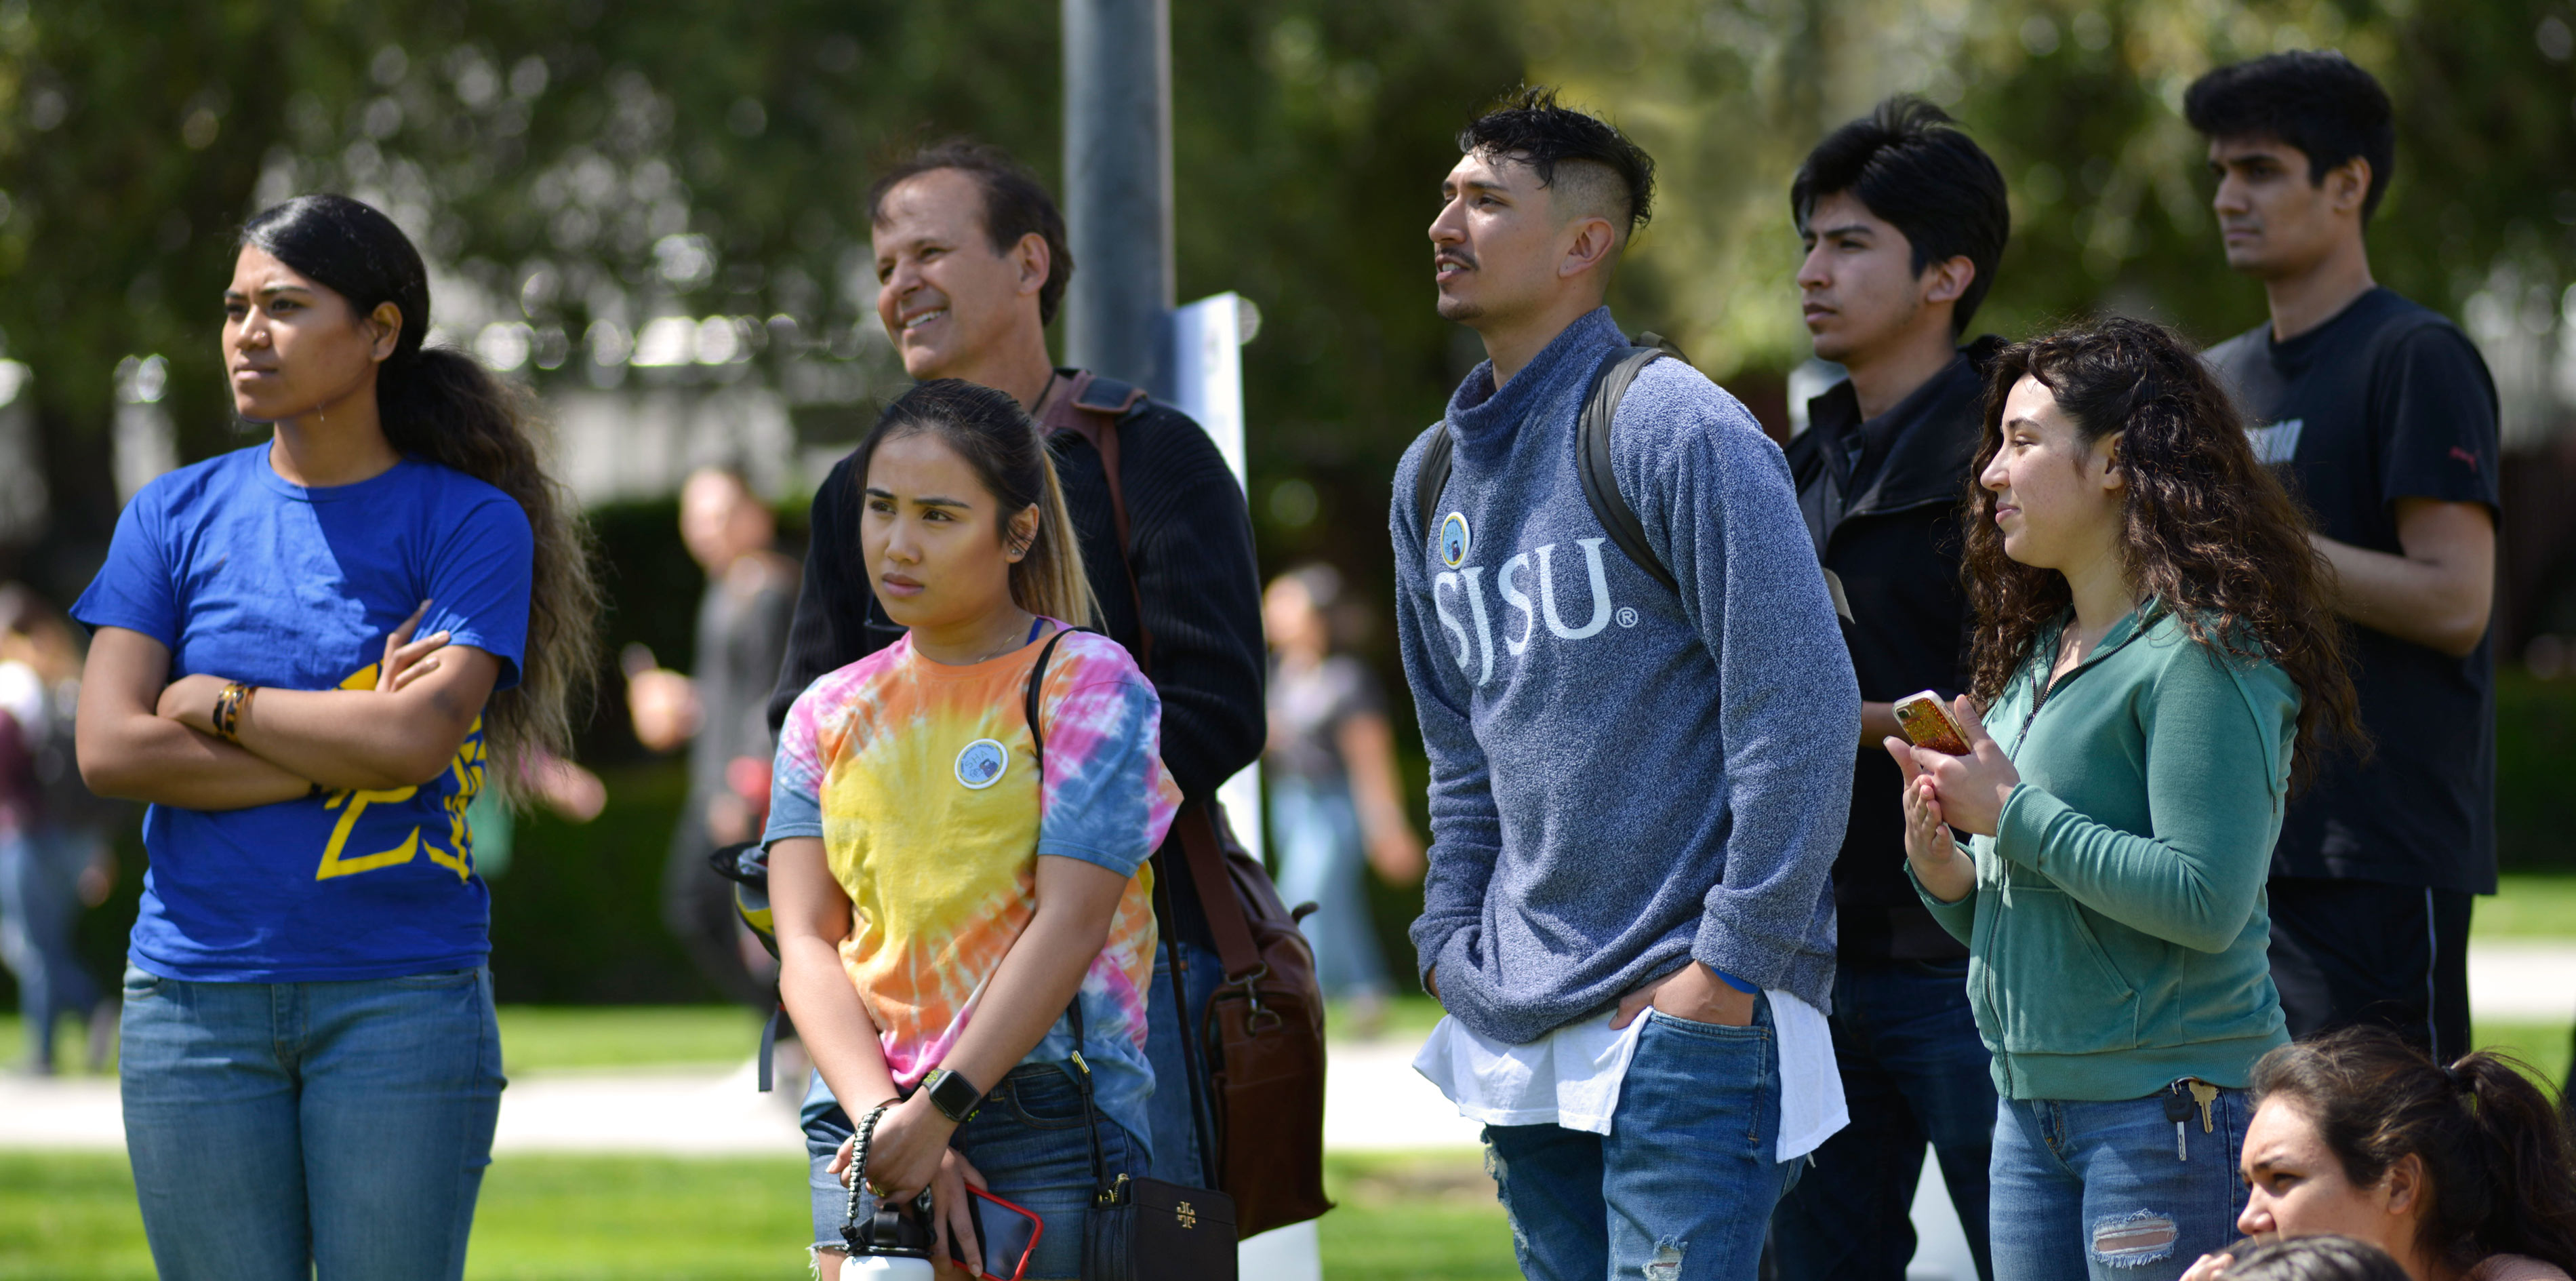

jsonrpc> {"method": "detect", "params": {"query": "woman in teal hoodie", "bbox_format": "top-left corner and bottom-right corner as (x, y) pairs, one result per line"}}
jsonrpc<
(1893, 317), (2360, 1281)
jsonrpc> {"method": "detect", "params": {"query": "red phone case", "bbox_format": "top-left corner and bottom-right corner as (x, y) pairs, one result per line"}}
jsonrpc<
(954, 1185), (1044, 1281)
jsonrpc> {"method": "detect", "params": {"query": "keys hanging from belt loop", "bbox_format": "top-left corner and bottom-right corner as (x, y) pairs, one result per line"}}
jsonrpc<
(2188, 1080), (2220, 1135)
(2162, 1086), (2194, 1162)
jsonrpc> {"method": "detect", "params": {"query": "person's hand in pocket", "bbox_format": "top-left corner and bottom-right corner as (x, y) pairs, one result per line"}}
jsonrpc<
(1611, 962), (1754, 1029)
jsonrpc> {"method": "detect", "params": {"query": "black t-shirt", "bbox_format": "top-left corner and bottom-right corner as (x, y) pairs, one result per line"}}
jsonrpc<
(2205, 288), (2501, 893)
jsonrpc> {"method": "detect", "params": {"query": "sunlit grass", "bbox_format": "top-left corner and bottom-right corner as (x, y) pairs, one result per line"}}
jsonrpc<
(492, 1004), (766, 1073)
(2475, 874), (2576, 941)
(0, 1150), (1512, 1280)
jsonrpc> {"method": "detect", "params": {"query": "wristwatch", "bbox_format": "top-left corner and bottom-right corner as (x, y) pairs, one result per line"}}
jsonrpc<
(921, 1067), (985, 1124)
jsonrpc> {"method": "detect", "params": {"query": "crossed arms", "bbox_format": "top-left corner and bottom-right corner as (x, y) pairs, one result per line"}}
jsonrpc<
(77, 609), (500, 811)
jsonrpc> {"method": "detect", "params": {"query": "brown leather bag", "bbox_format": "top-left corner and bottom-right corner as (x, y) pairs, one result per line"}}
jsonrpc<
(1045, 372), (1332, 1238)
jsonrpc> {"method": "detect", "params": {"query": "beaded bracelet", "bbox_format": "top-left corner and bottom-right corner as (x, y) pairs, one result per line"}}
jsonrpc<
(839, 1098), (902, 1252)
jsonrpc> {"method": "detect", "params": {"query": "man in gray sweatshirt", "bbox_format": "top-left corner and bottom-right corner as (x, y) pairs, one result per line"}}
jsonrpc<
(1394, 89), (1860, 1280)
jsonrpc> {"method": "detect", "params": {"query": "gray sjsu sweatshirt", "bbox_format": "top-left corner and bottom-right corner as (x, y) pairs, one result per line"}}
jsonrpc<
(1393, 308), (1859, 1045)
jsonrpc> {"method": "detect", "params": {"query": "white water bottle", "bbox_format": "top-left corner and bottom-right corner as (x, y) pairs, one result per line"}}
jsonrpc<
(841, 1255), (934, 1280)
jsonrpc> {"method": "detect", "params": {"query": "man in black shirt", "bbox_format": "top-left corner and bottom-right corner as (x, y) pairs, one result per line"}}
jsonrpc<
(2188, 52), (2500, 1062)
(765, 142), (1266, 1186)
(1770, 97), (2005, 1281)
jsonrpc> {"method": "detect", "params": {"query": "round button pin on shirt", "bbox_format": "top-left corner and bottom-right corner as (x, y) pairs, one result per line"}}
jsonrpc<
(954, 738), (1009, 789)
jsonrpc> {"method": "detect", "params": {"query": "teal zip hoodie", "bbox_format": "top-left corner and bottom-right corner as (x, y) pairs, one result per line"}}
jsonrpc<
(1914, 605), (2296, 1101)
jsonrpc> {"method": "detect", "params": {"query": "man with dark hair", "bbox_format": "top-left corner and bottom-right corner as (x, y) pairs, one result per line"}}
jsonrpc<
(2187, 52), (2499, 1063)
(1769, 95), (2005, 1281)
(1396, 87), (1857, 1280)
(766, 140), (1266, 1205)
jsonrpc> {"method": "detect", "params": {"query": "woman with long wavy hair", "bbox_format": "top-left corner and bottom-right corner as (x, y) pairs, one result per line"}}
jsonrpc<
(73, 193), (598, 1281)
(1889, 316), (2360, 1279)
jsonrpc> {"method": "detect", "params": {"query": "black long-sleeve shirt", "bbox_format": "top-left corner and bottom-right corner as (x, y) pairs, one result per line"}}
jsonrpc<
(766, 374), (1267, 944)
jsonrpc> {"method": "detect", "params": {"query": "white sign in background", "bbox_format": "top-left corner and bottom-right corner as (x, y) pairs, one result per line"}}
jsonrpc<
(1160, 292), (1265, 868)
(1161, 292), (1320, 1281)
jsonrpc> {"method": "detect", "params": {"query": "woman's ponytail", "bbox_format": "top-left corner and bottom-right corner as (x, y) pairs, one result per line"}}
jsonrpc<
(1018, 442), (1094, 627)
(241, 195), (602, 803)
(2452, 1051), (2576, 1268)
(374, 345), (604, 800)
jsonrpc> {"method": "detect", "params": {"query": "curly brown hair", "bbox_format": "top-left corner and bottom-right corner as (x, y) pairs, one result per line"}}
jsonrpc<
(1960, 316), (2361, 791)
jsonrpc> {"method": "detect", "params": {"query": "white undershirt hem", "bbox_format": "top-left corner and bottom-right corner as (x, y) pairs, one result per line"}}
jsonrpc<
(1412, 988), (1847, 1164)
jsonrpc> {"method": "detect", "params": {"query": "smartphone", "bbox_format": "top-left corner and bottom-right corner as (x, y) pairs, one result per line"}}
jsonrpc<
(946, 1186), (1045, 1281)
(1893, 690), (1973, 755)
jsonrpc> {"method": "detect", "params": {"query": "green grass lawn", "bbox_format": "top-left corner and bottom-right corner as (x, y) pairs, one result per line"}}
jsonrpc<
(3, 875), (2569, 1277)
(0, 1004), (765, 1078)
(2474, 873), (2576, 941)
(0, 1150), (1510, 1280)
(492, 1004), (767, 1072)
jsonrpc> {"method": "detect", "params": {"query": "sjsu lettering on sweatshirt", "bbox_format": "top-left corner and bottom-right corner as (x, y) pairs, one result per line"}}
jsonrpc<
(1432, 536), (1638, 684)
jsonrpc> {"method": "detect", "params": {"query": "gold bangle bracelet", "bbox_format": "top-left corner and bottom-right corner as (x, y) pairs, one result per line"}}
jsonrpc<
(212, 681), (251, 743)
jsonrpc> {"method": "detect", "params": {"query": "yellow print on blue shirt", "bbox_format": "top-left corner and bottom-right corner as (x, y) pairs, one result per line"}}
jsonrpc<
(312, 662), (487, 883)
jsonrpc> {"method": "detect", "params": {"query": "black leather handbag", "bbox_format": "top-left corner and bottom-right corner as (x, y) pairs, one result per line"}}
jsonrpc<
(1067, 1001), (1238, 1281)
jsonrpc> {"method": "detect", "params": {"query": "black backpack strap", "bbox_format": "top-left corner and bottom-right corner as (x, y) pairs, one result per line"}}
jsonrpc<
(1022, 626), (1079, 768)
(1577, 347), (1679, 595)
(1415, 424), (1454, 549)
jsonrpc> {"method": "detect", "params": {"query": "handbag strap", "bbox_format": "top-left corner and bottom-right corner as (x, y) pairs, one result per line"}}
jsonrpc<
(1150, 859), (1220, 1185)
(1064, 996), (1125, 1206)
(1022, 625), (1076, 767)
(1041, 376), (1266, 987)
(1176, 806), (1263, 984)
(1040, 372), (1154, 675)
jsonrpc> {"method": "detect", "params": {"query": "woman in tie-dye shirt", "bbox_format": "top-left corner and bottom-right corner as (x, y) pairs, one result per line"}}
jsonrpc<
(766, 380), (1179, 1280)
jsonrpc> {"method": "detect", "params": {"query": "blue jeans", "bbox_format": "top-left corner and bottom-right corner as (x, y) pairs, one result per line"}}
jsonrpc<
(0, 827), (104, 1069)
(1269, 776), (1390, 1000)
(803, 1062), (1146, 1280)
(1143, 937), (1224, 1186)
(117, 964), (506, 1281)
(1483, 996), (1799, 1281)
(1989, 1086), (2250, 1280)
(1771, 958), (1996, 1280)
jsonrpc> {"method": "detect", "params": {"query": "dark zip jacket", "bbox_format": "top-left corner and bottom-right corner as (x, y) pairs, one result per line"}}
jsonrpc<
(1786, 341), (1998, 964)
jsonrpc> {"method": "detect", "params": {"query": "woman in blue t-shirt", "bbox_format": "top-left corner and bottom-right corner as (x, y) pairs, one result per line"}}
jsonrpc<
(72, 194), (599, 1281)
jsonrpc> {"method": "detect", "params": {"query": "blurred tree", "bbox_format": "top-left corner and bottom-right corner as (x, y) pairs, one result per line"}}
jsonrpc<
(1525, 0), (2576, 384)
(0, 0), (1515, 587)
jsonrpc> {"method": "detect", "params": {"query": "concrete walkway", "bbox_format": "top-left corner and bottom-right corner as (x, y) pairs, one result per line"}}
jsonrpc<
(9, 946), (2571, 1280)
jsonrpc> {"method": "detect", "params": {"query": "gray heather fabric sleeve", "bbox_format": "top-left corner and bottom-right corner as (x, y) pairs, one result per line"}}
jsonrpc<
(1615, 361), (1858, 991)
(1390, 428), (1503, 989)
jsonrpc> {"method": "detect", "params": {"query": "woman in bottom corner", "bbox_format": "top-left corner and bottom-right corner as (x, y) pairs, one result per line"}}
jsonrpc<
(1892, 317), (2361, 1280)
(2181, 1027), (2576, 1281)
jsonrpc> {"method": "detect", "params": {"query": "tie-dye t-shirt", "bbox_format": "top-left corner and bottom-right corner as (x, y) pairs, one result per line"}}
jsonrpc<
(765, 623), (1180, 1143)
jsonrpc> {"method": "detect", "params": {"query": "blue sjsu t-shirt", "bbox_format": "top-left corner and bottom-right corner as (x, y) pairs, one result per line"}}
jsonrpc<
(73, 446), (532, 982)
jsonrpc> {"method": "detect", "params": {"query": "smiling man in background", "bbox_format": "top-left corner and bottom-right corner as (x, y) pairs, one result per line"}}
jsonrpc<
(2188, 52), (2501, 1067)
(765, 140), (1266, 1196)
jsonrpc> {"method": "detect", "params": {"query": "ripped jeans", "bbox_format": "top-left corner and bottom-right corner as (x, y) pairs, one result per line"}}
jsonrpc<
(1482, 998), (1798, 1281)
(1989, 1086), (2249, 1280)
